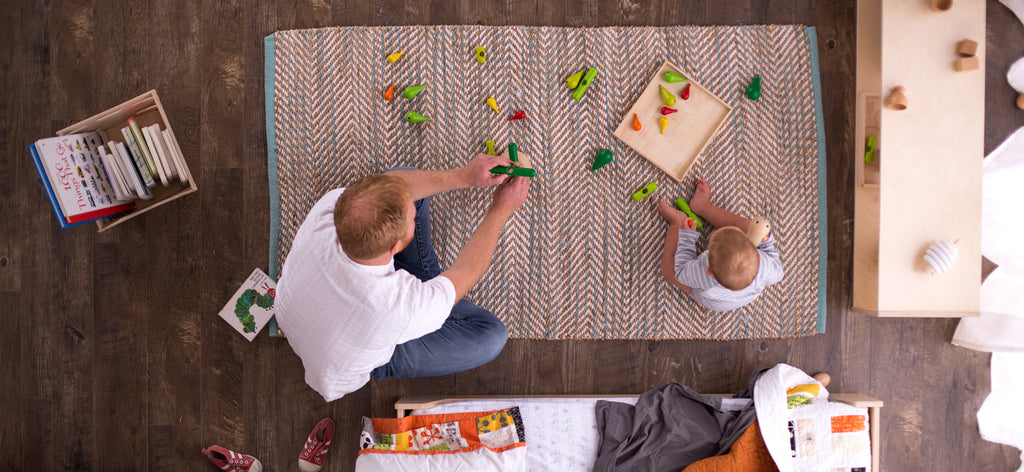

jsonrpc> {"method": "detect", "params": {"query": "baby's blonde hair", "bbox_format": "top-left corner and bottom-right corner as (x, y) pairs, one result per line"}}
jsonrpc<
(707, 227), (759, 290)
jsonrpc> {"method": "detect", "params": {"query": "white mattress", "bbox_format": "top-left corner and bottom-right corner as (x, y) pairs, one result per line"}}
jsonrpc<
(413, 397), (638, 472)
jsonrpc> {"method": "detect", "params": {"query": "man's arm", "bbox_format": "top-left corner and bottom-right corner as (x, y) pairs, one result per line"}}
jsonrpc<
(389, 153), (514, 201)
(440, 175), (530, 301)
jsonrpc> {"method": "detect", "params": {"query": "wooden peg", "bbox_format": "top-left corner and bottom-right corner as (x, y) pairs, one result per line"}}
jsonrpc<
(746, 216), (771, 246)
(885, 86), (908, 111)
(956, 39), (978, 57)
(931, 0), (952, 11)
(813, 373), (831, 388)
(954, 56), (979, 72)
(1016, 94), (1024, 110)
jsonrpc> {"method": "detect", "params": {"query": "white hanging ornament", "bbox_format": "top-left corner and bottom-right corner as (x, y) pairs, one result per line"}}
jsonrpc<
(923, 239), (960, 275)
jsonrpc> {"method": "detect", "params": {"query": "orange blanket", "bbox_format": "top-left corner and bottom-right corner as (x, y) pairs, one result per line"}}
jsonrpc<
(682, 421), (778, 472)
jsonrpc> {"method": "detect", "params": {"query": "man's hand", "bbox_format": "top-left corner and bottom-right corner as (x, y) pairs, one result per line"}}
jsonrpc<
(461, 153), (514, 187)
(488, 175), (530, 218)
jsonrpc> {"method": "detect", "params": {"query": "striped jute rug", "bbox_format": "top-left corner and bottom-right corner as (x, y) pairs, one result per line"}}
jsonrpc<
(265, 25), (826, 340)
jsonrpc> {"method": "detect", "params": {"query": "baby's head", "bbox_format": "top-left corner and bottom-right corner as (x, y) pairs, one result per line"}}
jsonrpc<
(707, 226), (760, 290)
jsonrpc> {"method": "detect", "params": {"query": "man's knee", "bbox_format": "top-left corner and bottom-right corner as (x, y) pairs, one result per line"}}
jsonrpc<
(478, 315), (508, 361)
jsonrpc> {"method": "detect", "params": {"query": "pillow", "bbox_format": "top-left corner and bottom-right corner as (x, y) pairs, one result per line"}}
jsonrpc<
(681, 421), (778, 472)
(355, 407), (527, 472)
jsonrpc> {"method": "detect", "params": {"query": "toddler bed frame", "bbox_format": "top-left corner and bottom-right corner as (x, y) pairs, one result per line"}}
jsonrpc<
(395, 392), (883, 471)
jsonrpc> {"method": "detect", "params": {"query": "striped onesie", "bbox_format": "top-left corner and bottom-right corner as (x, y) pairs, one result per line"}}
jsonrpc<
(674, 229), (785, 311)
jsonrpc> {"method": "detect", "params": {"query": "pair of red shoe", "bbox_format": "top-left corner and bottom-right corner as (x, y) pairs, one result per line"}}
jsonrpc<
(202, 418), (335, 472)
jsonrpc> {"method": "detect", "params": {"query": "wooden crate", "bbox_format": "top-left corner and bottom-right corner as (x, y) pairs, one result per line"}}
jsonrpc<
(57, 90), (197, 232)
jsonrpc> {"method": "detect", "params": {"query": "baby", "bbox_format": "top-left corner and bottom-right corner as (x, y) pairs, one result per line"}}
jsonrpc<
(656, 178), (784, 311)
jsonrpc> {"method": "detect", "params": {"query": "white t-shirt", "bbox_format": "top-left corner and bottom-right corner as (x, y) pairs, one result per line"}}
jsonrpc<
(275, 188), (457, 402)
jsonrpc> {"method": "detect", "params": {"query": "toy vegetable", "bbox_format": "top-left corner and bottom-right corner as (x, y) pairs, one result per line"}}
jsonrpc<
(664, 71), (688, 83)
(659, 85), (676, 106)
(403, 85), (426, 99)
(404, 111), (431, 123)
(591, 148), (613, 171)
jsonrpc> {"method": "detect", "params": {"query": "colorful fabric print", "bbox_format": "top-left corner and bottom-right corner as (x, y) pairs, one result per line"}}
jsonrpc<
(831, 415), (867, 433)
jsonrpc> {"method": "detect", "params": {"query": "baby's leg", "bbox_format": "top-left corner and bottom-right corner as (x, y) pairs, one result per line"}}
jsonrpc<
(688, 178), (751, 230)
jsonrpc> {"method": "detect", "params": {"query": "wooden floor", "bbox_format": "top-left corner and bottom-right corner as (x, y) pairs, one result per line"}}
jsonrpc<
(2, 0), (1022, 470)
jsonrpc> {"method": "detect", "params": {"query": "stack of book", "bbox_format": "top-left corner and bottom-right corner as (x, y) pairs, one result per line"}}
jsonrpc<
(28, 117), (189, 228)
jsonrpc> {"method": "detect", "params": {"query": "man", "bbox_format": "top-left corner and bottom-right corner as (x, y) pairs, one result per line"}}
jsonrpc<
(275, 153), (530, 402)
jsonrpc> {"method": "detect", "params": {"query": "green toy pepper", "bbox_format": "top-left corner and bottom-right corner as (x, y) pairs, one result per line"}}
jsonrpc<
(405, 111), (431, 123)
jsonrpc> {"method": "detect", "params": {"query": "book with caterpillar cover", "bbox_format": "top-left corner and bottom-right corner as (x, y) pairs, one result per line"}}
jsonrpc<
(218, 268), (276, 341)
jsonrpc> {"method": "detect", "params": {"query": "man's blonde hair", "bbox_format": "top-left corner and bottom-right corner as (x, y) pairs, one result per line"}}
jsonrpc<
(707, 227), (759, 290)
(334, 174), (412, 260)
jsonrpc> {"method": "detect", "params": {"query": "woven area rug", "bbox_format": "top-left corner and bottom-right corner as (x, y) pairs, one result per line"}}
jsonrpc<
(264, 25), (826, 340)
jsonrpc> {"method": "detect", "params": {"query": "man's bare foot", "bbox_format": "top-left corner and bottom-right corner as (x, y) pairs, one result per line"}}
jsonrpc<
(689, 178), (711, 215)
(656, 199), (686, 226)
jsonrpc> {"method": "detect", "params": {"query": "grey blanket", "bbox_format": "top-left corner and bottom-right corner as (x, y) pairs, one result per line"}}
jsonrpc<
(592, 369), (765, 471)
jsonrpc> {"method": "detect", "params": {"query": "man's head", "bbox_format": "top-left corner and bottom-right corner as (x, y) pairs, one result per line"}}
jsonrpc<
(706, 226), (760, 290)
(334, 174), (415, 261)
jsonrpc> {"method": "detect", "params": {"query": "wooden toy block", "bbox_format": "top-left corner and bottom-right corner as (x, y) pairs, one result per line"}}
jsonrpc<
(954, 56), (979, 72)
(885, 86), (908, 111)
(956, 39), (978, 57)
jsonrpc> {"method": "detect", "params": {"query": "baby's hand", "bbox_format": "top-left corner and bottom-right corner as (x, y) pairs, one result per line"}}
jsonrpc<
(656, 199), (689, 228)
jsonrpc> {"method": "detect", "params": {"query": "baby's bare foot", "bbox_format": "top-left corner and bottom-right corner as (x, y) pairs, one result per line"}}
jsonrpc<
(690, 178), (711, 214)
(656, 199), (685, 226)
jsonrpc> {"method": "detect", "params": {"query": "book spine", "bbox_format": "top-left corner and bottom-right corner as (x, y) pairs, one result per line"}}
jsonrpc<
(27, 143), (73, 228)
(127, 117), (158, 179)
(141, 125), (169, 185)
(121, 126), (156, 187)
(165, 127), (190, 184)
(115, 141), (153, 200)
(147, 125), (176, 180)
(104, 143), (135, 197)
(97, 146), (127, 201)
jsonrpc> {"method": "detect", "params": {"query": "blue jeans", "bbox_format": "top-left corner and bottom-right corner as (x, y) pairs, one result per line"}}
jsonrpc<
(370, 196), (508, 380)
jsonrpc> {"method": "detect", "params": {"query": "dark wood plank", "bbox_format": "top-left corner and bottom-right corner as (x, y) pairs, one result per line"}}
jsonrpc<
(198, 169), (250, 452)
(93, 240), (149, 472)
(145, 0), (204, 430)
(150, 425), (203, 472)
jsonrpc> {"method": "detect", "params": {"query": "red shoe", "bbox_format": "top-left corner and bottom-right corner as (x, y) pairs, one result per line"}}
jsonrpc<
(298, 418), (335, 472)
(201, 445), (263, 472)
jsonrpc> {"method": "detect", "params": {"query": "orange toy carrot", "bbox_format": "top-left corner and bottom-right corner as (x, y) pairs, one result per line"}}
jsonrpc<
(632, 113), (641, 131)
(384, 84), (395, 100)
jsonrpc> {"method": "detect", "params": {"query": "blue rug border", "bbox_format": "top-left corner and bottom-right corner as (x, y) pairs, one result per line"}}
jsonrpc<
(263, 25), (829, 338)
(806, 26), (827, 334)
(265, 34), (281, 337)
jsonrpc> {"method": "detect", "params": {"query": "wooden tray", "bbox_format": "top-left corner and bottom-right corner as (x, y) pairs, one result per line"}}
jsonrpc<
(613, 61), (733, 181)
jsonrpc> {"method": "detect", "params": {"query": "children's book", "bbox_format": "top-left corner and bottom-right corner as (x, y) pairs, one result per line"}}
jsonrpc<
(28, 133), (137, 228)
(162, 128), (190, 184)
(112, 140), (153, 199)
(218, 268), (277, 342)
(121, 126), (156, 187)
(127, 117), (164, 185)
